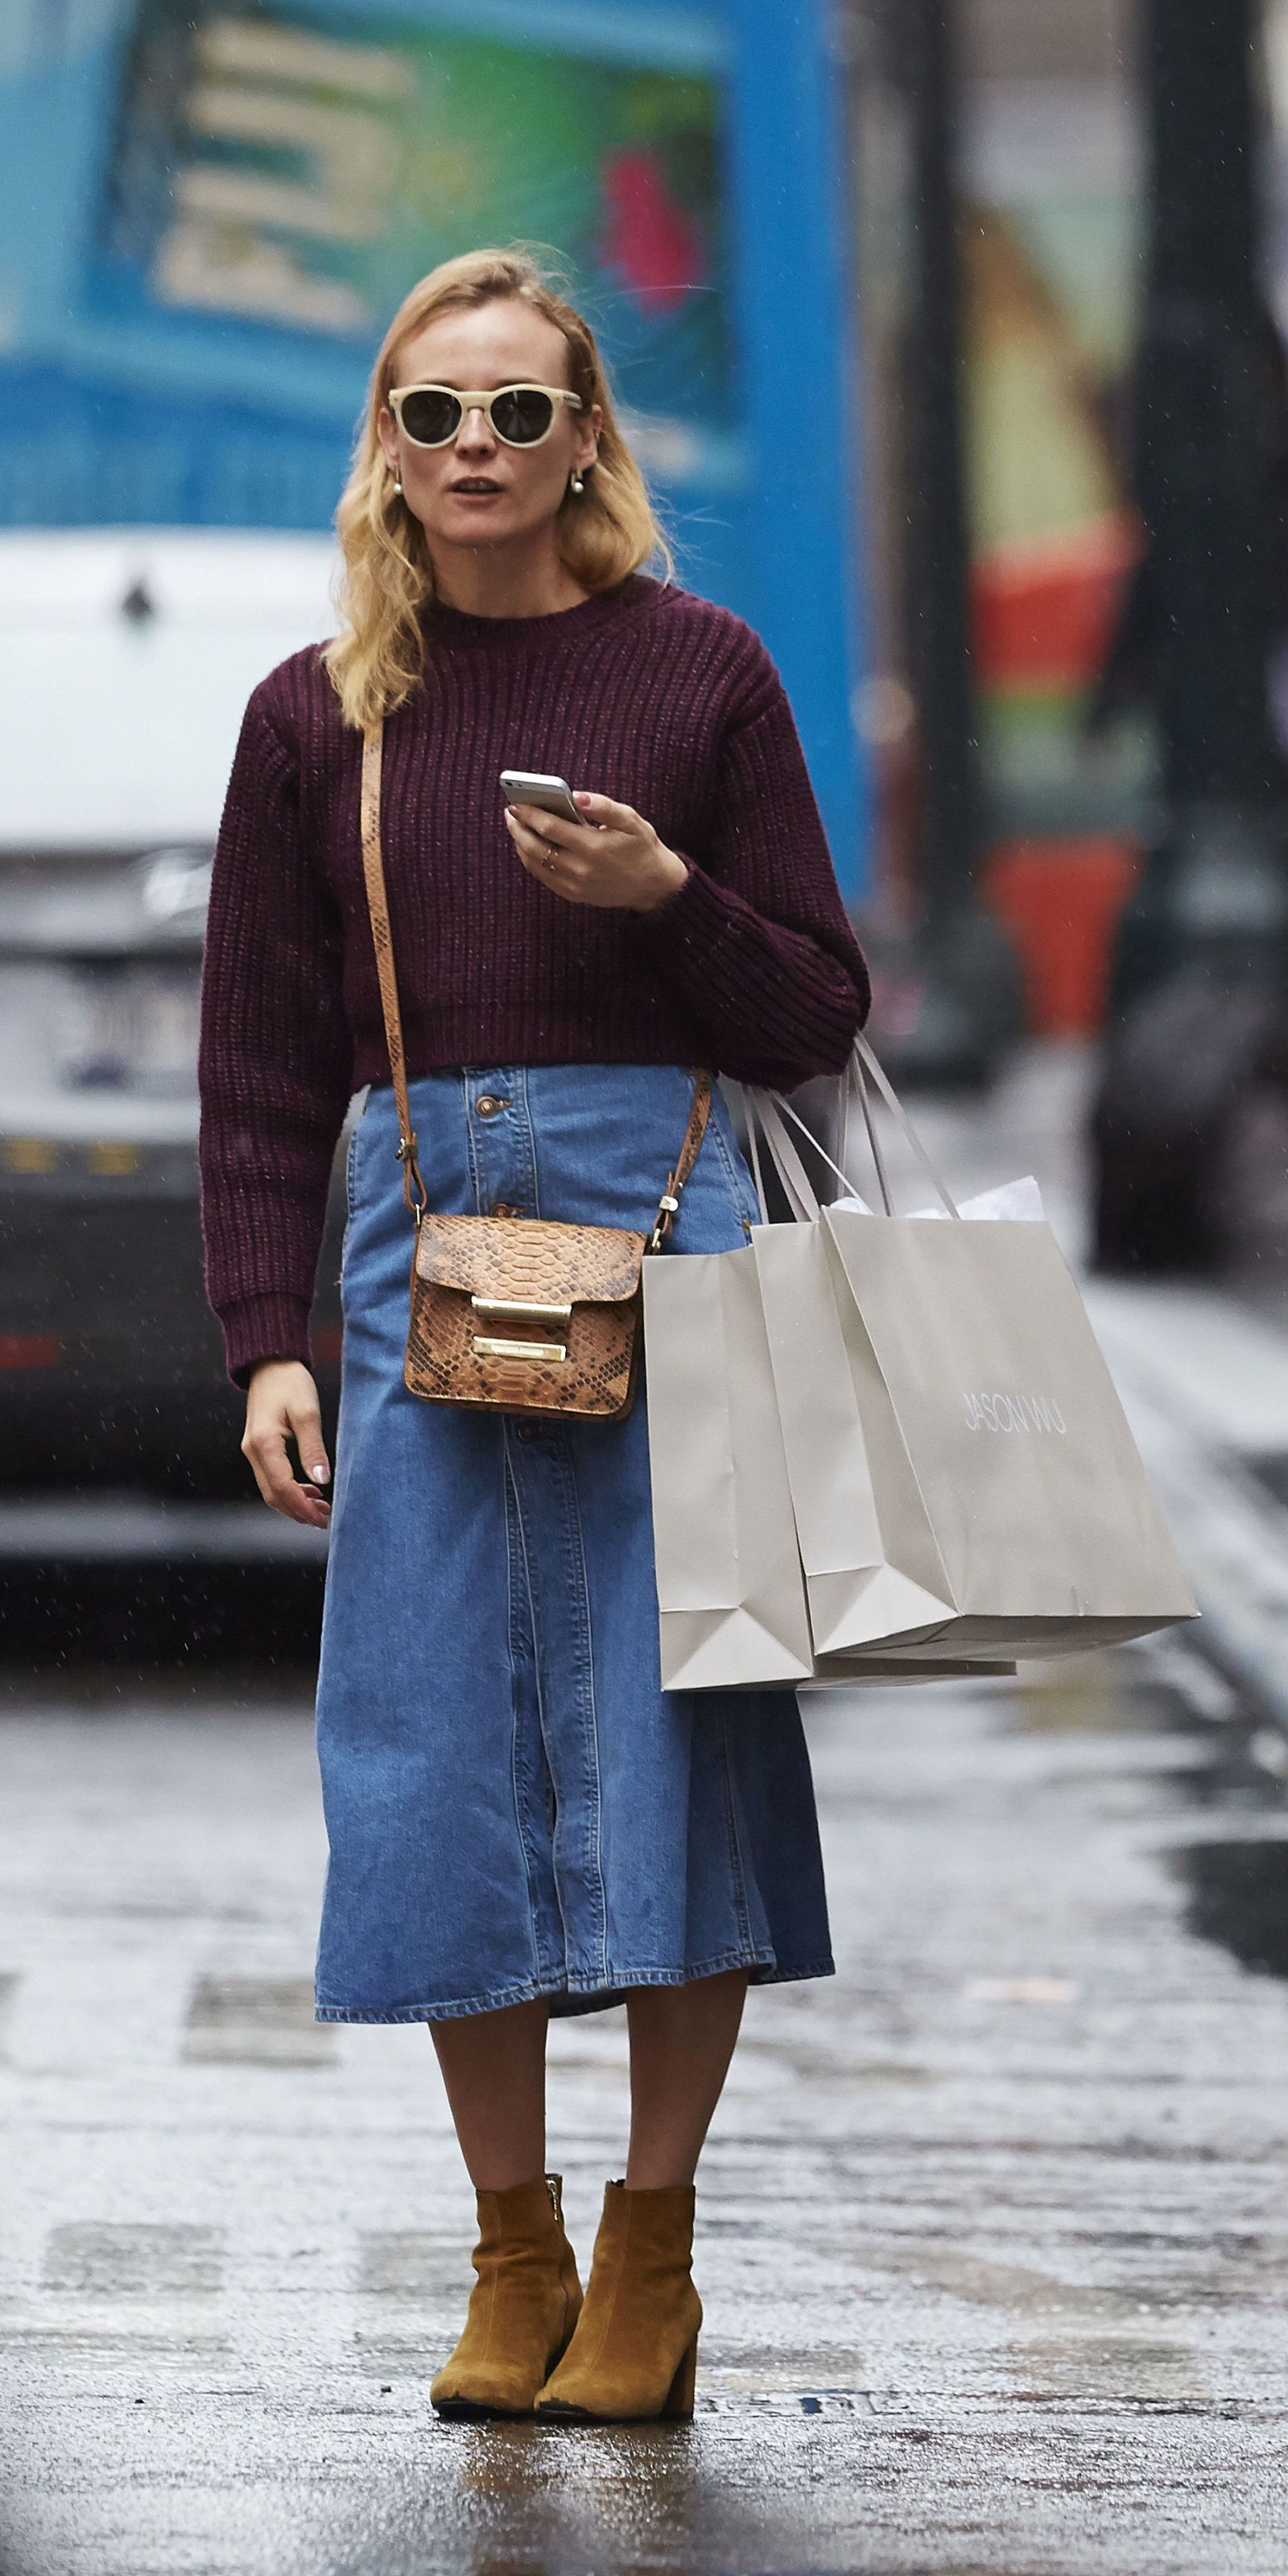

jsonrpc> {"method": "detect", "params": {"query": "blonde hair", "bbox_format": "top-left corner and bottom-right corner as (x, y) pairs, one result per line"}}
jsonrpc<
(324, 246), (675, 730)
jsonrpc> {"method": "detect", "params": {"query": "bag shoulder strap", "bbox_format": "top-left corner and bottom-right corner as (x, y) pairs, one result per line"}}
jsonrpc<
(361, 720), (427, 1218)
(360, 718), (712, 1241)
(649, 1071), (713, 1252)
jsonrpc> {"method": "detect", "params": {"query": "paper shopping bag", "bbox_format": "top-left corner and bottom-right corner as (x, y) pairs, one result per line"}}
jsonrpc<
(820, 1199), (1198, 1656)
(746, 1086), (1022, 1662)
(641, 1243), (814, 1691)
(751, 1214), (957, 1655)
(743, 1049), (1195, 1666)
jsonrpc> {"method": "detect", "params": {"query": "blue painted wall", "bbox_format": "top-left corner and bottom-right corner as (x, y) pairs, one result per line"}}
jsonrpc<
(724, 0), (870, 897)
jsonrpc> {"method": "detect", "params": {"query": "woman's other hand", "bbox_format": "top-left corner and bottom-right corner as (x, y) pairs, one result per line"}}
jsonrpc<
(504, 792), (689, 912)
(242, 1360), (332, 1527)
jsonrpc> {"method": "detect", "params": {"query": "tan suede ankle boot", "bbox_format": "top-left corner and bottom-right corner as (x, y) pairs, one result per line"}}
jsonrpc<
(534, 2180), (701, 2422)
(431, 2173), (582, 2420)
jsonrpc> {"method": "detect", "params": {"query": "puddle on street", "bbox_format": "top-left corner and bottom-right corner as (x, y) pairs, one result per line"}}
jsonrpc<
(1013, 1641), (1288, 1980)
(1170, 1838), (1288, 1978)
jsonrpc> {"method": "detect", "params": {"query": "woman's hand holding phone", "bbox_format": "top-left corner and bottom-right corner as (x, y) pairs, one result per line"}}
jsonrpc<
(504, 790), (689, 914)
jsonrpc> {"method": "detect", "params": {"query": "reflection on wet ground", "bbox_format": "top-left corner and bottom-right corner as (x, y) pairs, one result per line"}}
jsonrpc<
(1, 1638), (1286, 2574)
(1034, 1643), (1288, 1987)
(1021, 1644), (1288, 1980)
(1174, 1839), (1288, 1978)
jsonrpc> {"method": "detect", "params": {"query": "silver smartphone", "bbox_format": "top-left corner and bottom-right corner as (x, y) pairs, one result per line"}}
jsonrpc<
(499, 769), (582, 825)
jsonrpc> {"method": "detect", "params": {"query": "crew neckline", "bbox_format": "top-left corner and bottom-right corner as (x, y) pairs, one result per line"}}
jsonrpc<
(419, 570), (661, 644)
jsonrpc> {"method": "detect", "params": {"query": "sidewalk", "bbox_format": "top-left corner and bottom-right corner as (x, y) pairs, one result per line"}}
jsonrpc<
(2, 1045), (1286, 2576)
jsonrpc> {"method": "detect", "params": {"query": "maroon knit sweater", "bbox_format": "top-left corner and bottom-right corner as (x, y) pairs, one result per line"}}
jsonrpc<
(198, 572), (869, 1384)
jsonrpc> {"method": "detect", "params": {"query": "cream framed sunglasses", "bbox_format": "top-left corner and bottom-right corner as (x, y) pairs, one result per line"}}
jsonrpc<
(387, 382), (584, 448)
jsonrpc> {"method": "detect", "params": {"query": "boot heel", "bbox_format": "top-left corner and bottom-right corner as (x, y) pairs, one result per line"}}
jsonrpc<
(662, 2336), (698, 2419)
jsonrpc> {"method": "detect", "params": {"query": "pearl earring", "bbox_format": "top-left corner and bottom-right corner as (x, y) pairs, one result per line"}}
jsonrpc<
(393, 476), (403, 497)
(569, 471), (585, 497)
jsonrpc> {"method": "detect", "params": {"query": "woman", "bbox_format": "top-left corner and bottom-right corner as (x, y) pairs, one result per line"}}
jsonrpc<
(198, 246), (869, 2425)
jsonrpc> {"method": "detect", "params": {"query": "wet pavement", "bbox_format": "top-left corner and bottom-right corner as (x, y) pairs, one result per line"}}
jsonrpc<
(2, 1043), (1288, 2573)
(1, 1630), (1286, 2575)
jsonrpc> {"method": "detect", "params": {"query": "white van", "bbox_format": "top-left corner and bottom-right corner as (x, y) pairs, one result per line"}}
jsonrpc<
(0, 530), (344, 1509)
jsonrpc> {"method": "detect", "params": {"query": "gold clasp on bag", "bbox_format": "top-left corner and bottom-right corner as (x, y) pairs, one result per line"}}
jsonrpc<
(470, 1294), (572, 1361)
(469, 1294), (574, 1326)
(472, 1335), (568, 1364)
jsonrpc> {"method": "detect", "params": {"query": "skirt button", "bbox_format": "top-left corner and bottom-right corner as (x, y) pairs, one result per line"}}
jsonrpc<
(475, 1094), (506, 1119)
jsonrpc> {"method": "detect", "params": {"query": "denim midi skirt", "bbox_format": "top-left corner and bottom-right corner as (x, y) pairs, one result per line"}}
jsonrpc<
(314, 1063), (833, 2022)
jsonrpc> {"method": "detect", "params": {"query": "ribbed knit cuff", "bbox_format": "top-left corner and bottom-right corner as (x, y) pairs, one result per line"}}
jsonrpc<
(219, 1291), (315, 1391)
(632, 854), (728, 960)
(631, 851), (868, 1088)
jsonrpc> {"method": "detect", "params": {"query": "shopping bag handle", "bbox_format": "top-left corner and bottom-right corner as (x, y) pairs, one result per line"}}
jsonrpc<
(848, 1034), (960, 1219)
(741, 1034), (961, 1224)
(743, 1093), (774, 1224)
(848, 1050), (894, 1215)
(741, 1087), (822, 1224)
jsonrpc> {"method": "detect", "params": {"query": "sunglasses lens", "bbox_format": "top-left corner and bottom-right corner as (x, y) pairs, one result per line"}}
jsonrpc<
(491, 387), (555, 445)
(399, 389), (460, 445)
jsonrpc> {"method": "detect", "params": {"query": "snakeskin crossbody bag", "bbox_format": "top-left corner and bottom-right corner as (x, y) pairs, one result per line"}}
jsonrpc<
(359, 722), (712, 1421)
